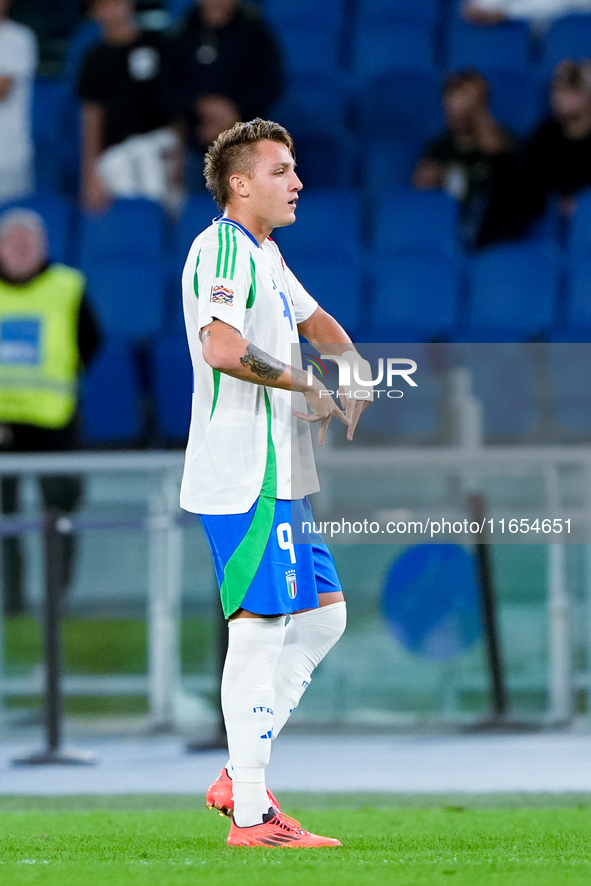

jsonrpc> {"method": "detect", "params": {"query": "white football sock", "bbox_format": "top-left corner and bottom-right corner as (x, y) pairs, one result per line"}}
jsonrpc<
(221, 616), (286, 827)
(272, 601), (346, 738)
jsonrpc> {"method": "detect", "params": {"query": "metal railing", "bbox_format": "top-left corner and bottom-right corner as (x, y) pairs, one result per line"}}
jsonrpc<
(0, 442), (589, 731)
(0, 451), (186, 735)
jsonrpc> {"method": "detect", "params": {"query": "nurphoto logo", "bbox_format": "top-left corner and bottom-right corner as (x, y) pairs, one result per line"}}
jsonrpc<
(305, 354), (418, 399)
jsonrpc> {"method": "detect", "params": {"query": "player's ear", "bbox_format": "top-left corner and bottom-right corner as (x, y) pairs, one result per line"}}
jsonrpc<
(228, 172), (250, 199)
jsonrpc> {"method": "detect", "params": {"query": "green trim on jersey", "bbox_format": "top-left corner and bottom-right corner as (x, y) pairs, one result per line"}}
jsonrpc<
(246, 255), (257, 309)
(215, 223), (238, 279)
(209, 369), (221, 421)
(192, 251), (201, 299)
(218, 389), (277, 617)
(260, 389), (277, 498)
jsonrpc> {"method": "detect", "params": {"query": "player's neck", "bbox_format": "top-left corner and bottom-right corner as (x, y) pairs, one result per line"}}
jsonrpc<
(223, 207), (271, 246)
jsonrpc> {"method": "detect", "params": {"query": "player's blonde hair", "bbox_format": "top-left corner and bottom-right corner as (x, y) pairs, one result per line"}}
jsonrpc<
(204, 118), (294, 210)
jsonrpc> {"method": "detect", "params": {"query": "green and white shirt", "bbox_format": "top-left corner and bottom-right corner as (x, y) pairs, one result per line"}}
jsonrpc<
(180, 217), (320, 515)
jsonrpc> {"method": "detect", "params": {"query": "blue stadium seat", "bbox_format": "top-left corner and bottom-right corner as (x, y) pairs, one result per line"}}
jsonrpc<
(273, 189), (362, 260)
(265, 0), (343, 30)
(355, 342), (443, 441)
(357, 0), (438, 25)
(271, 72), (348, 139)
(290, 258), (363, 333)
(565, 255), (591, 335)
(356, 69), (444, 142)
(368, 249), (461, 340)
(452, 343), (537, 440)
(542, 14), (591, 74)
(568, 188), (591, 255)
(485, 68), (545, 137)
(363, 136), (424, 197)
(372, 190), (460, 258)
(32, 76), (76, 195)
(78, 198), (167, 343)
(464, 243), (561, 340)
(351, 20), (436, 78)
(270, 20), (341, 76)
(61, 20), (102, 92)
(447, 19), (531, 71)
(81, 338), (142, 444)
(547, 341), (591, 439)
(290, 130), (356, 189)
(151, 334), (193, 444)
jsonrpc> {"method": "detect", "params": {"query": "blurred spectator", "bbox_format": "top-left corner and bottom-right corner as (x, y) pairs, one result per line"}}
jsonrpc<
(462, 0), (591, 29)
(480, 60), (591, 243)
(0, 208), (100, 615)
(413, 70), (514, 248)
(77, 0), (181, 214)
(0, 0), (37, 203)
(163, 0), (283, 191)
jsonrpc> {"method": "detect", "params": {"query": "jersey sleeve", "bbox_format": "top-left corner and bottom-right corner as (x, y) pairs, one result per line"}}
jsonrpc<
(195, 226), (252, 336)
(283, 265), (318, 324)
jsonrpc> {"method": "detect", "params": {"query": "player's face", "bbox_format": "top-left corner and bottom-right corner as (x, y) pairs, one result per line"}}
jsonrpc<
(247, 140), (303, 231)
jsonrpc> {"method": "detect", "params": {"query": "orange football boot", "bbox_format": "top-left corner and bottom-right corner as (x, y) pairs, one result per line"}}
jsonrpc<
(227, 810), (341, 847)
(205, 768), (280, 818)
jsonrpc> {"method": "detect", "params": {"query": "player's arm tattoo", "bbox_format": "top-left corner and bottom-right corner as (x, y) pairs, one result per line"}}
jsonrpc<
(198, 329), (212, 343)
(239, 344), (287, 380)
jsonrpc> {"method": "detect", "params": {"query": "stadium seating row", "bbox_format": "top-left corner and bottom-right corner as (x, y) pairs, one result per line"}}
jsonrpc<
(83, 337), (591, 446)
(34, 3), (591, 197)
(81, 335), (192, 446)
(7, 189), (591, 346)
(266, 5), (591, 78)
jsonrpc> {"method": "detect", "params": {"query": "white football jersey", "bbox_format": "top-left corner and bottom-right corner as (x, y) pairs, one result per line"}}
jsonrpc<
(180, 217), (320, 515)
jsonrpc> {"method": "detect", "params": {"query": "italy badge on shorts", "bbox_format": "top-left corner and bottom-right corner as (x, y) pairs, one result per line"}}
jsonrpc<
(286, 569), (297, 599)
(199, 497), (341, 618)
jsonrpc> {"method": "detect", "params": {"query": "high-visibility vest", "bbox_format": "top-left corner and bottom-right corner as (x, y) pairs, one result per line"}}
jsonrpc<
(0, 264), (85, 428)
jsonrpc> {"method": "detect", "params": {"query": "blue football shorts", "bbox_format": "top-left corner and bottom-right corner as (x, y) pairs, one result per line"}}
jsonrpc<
(199, 496), (342, 618)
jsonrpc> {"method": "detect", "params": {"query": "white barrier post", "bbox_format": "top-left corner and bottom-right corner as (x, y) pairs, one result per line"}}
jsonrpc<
(547, 543), (573, 724)
(147, 468), (183, 730)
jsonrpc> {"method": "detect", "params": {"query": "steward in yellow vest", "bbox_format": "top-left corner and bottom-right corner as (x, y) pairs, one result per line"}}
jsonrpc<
(0, 263), (85, 428)
(0, 208), (101, 615)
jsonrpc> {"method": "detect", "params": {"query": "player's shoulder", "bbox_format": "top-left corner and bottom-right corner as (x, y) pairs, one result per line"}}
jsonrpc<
(193, 219), (254, 277)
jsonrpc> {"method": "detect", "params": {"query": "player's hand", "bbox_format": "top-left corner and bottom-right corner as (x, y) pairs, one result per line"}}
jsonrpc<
(338, 388), (370, 441)
(293, 380), (349, 446)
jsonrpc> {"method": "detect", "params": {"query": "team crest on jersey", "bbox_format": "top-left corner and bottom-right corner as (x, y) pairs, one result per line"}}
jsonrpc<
(286, 569), (297, 599)
(210, 284), (234, 305)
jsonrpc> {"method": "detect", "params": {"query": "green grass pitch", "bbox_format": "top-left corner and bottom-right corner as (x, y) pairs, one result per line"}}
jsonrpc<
(1, 794), (591, 885)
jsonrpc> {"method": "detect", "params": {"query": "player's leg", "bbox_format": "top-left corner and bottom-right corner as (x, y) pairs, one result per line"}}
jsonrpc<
(224, 604), (341, 848)
(271, 498), (347, 738)
(220, 610), (286, 827)
(271, 597), (346, 739)
(200, 498), (296, 826)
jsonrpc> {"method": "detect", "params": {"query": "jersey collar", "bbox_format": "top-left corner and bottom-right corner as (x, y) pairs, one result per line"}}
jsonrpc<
(215, 215), (261, 249)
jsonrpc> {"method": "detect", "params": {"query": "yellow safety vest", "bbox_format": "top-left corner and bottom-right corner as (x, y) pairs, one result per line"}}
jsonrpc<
(0, 264), (85, 429)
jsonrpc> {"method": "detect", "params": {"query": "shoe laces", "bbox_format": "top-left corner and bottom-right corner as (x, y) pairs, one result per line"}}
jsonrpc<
(272, 812), (304, 833)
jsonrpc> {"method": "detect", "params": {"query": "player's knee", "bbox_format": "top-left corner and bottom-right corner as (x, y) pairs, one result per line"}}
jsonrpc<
(300, 601), (347, 668)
